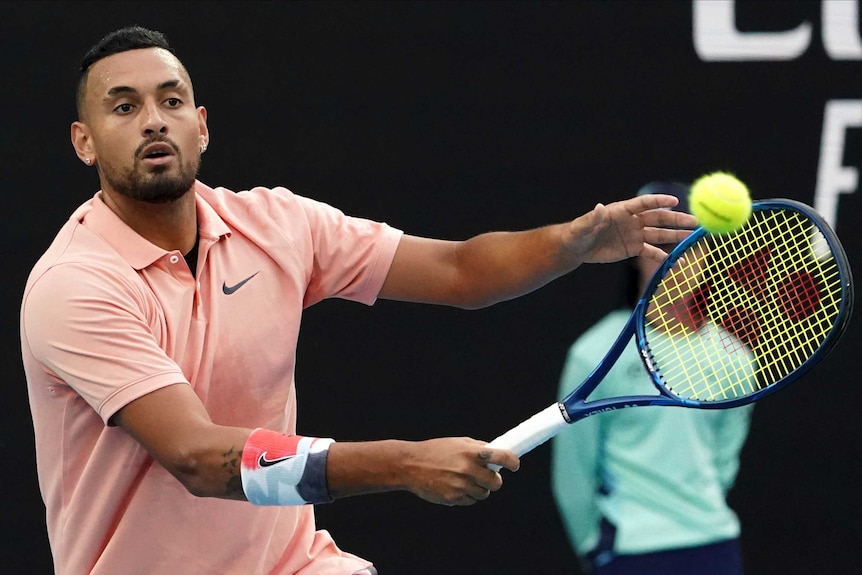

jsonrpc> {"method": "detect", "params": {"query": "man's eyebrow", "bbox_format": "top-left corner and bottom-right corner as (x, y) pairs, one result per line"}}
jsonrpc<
(157, 79), (184, 91)
(105, 79), (186, 98)
(106, 85), (137, 98)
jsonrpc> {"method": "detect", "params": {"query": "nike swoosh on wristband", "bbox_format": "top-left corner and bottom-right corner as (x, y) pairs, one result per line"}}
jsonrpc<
(258, 452), (297, 468)
(222, 272), (259, 295)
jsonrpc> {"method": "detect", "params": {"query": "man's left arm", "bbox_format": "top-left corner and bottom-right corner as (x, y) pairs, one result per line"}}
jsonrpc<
(379, 193), (696, 308)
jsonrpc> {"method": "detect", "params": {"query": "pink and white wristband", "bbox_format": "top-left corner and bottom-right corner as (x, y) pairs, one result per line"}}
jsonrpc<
(241, 428), (335, 506)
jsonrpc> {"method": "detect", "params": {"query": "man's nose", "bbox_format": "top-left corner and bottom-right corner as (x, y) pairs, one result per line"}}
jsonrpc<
(141, 102), (167, 135)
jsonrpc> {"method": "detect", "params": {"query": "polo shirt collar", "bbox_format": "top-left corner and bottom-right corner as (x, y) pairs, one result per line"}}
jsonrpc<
(83, 180), (231, 270)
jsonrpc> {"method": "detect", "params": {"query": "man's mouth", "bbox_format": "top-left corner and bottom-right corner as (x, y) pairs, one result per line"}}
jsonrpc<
(139, 142), (176, 165)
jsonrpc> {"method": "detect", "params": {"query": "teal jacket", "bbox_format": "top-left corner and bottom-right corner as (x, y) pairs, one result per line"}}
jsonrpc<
(551, 309), (753, 557)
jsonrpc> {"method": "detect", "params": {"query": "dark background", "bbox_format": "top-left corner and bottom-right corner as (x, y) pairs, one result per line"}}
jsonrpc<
(2, 1), (860, 573)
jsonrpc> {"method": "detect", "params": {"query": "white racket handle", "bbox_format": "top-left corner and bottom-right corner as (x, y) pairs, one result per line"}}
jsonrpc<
(485, 403), (570, 471)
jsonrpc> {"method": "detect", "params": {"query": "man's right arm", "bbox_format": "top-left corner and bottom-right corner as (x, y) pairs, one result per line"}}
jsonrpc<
(112, 383), (252, 499)
(113, 384), (519, 506)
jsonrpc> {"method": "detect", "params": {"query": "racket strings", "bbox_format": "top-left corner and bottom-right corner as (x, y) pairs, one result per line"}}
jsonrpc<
(644, 208), (844, 402)
(710, 214), (838, 382)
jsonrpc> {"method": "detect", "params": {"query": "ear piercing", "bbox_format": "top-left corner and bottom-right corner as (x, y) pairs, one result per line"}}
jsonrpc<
(84, 158), (91, 165)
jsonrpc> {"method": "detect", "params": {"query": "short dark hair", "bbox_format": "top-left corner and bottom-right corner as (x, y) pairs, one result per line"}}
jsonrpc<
(76, 26), (177, 119)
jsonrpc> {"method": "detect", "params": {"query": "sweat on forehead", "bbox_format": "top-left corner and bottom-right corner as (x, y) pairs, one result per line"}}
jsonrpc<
(76, 25), (189, 118)
(77, 47), (193, 119)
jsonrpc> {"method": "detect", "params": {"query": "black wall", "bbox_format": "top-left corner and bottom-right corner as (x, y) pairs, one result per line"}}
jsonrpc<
(3, 2), (860, 573)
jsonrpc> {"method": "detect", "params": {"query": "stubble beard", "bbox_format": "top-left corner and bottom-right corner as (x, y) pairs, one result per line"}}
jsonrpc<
(103, 144), (200, 204)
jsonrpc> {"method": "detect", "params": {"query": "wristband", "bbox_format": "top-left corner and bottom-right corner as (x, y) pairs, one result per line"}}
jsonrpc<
(241, 428), (335, 506)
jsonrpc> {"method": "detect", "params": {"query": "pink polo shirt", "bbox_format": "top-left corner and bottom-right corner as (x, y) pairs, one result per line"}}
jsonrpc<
(21, 181), (402, 575)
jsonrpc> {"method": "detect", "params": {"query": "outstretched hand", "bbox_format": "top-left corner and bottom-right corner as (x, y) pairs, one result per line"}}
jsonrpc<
(564, 194), (697, 264)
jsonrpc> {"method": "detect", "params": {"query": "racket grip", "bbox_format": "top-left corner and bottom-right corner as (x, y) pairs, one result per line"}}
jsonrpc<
(485, 403), (570, 471)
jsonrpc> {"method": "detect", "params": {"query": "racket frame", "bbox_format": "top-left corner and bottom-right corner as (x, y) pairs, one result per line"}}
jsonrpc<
(488, 199), (854, 459)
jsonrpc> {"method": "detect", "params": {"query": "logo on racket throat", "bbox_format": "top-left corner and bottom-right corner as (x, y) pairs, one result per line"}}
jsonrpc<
(640, 349), (657, 373)
(584, 403), (640, 418)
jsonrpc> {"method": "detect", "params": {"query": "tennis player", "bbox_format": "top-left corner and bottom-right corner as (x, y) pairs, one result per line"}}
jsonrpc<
(20, 27), (695, 575)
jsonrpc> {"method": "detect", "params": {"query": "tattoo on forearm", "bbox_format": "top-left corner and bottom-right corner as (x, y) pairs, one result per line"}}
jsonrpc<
(222, 445), (245, 499)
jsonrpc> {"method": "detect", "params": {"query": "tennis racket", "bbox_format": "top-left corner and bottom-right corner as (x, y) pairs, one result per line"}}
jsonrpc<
(487, 199), (854, 465)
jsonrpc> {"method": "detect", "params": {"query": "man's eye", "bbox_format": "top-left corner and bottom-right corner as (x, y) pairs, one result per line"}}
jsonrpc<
(114, 103), (134, 114)
(166, 98), (181, 107)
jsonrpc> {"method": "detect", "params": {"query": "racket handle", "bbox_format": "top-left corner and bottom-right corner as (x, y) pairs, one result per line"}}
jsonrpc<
(485, 403), (570, 471)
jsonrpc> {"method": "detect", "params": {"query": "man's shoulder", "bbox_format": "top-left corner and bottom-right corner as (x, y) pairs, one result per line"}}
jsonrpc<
(24, 216), (137, 297)
(197, 181), (298, 206)
(196, 182), (365, 239)
(196, 181), (318, 220)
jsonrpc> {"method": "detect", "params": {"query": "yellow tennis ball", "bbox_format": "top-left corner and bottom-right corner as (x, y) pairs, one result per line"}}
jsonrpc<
(689, 172), (752, 234)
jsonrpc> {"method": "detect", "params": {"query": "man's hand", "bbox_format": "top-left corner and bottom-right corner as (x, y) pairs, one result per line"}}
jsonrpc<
(327, 437), (519, 506)
(564, 194), (697, 265)
(402, 437), (519, 506)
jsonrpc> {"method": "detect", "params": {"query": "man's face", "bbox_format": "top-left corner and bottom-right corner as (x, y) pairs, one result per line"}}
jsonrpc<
(75, 47), (208, 203)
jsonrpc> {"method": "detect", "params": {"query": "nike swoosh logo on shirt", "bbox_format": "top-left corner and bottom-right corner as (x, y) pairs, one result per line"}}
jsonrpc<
(222, 272), (259, 295)
(258, 452), (297, 468)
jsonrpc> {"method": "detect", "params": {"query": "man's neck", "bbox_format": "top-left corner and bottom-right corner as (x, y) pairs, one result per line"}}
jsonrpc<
(100, 187), (198, 254)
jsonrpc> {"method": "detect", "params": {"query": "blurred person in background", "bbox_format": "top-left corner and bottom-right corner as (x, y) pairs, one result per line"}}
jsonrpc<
(551, 181), (753, 575)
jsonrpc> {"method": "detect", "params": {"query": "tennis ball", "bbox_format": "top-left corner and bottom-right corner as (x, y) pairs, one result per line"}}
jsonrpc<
(689, 172), (752, 234)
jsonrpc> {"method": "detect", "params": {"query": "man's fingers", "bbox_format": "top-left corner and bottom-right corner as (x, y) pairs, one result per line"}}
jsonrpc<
(641, 208), (697, 229)
(632, 193), (683, 211)
(644, 227), (693, 246)
(478, 447), (520, 473)
(640, 243), (670, 263)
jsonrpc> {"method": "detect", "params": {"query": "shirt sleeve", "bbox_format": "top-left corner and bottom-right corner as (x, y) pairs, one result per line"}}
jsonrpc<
(244, 188), (403, 307)
(22, 261), (188, 424)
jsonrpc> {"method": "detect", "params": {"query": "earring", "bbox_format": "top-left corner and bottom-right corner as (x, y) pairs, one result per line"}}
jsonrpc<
(84, 158), (91, 165)
(200, 143), (208, 153)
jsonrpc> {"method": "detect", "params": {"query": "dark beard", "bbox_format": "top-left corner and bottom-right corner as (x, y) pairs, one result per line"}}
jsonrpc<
(108, 164), (197, 204)
(102, 139), (199, 204)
